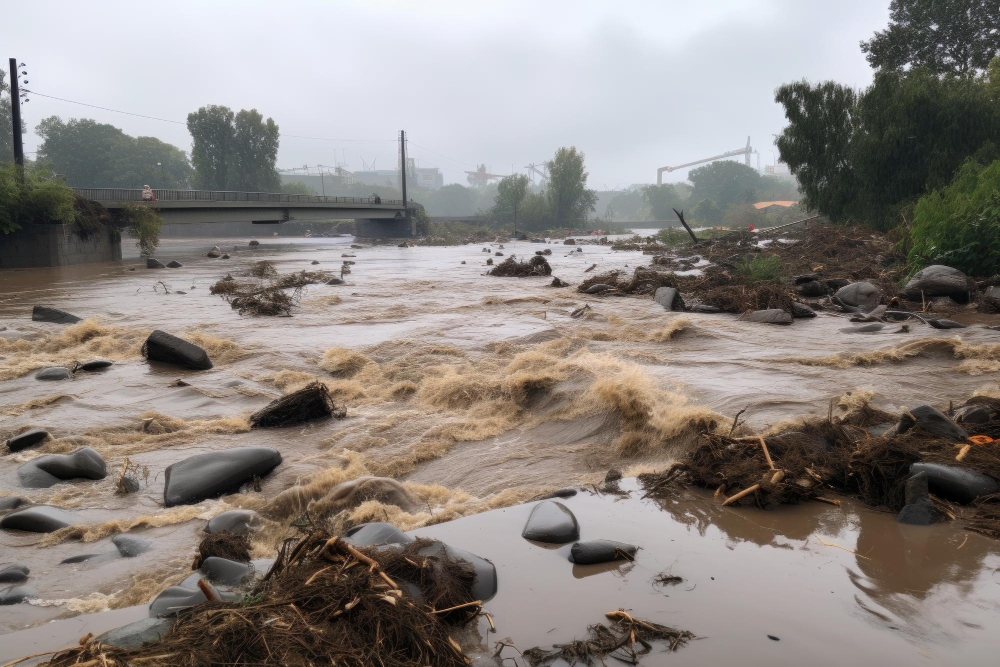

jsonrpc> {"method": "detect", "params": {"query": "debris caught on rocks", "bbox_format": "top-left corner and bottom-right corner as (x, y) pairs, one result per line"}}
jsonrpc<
(197, 532), (252, 566)
(249, 382), (345, 428)
(488, 255), (552, 277)
(143, 330), (213, 370)
(31, 306), (81, 324)
(47, 529), (483, 667)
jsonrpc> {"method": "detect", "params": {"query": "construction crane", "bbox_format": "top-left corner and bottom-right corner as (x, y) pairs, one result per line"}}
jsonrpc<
(465, 165), (507, 187)
(656, 136), (756, 184)
(524, 162), (549, 186)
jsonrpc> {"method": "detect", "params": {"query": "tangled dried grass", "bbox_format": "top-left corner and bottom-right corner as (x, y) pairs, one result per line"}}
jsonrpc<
(197, 532), (251, 565)
(246, 260), (278, 278)
(209, 268), (327, 317)
(488, 255), (552, 277)
(45, 531), (480, 667)
(249, 382), (345, 428)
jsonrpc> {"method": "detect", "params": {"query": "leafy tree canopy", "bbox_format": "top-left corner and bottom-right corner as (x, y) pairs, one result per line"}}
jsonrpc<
(546, 146), (597, 224)
(643, 184), (683, 221)
(187, 105), (280, 192)
(861, 0), (1000, 75)
(490, 174), (529, 225)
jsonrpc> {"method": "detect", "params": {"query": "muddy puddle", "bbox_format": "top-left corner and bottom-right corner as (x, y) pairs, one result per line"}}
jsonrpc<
(2, 231), (1000, 663)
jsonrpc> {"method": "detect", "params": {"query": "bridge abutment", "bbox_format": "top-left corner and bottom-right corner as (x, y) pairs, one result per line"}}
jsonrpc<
(0, 224), (122, 269)
(355, 216), (415, 239)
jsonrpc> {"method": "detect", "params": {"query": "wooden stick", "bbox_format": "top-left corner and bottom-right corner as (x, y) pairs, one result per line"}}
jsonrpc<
(759, 437), (774, 469)
(956, 444), (972, 461)
(770, 470), (785, 485)
(813, 496), (841, 506)
(722, 483), (760, 506)
(430, 600), (484, 614)
(196, 578), (217, 602)
(304, 566), (333, 586)
(713, 485), (725, 498)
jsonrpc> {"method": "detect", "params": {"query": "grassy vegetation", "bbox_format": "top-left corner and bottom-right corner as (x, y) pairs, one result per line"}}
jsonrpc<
(737, 255), (783, 281)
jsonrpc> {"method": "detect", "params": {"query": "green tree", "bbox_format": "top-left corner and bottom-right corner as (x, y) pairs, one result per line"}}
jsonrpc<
(0, 164), (77, 234)
(35, 117), (191, 188)
(546, 147), (597, 224)
(642, 184), (682, 220)
(688, 199), (723, 226)
(491, 174), (529, 226)
(280, 180), (317, 196)
(607, 189), (646, 221)
(187, 105), (235, 190)
(232, 109), (280, 192)
(861, 0), (1000, 75)
(688, 161), (763, 210)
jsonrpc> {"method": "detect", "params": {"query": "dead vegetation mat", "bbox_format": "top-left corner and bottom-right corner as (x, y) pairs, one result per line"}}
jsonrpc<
(209, 268), (329, 317)
(250, 382), (345, 428)
(489, 255), (552, 277)
(45, 531), (481, 667)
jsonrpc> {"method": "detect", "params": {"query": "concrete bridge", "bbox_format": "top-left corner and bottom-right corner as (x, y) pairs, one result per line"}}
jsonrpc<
(73, 188), (417, 237)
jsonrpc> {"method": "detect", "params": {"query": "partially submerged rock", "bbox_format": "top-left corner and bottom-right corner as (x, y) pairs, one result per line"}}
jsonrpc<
(690, 304), (721, 313)
(148, 581), (233, 617)
(0, 585), (35, 605)
(207, 509), (261, 535)
(166, 260), (183, 268)
(738, 309), (792, 325)
(904, 265), (970, 301)
(200, 557), (252, 586)
(790, 302), (816, 318)
(585, 283), (611, 294)
(927, 318), (967, 329)
(36, 366), (72, 381)
(97, 617), (174, 650)
(18, 447), (107, 488)
(653, 286), (684, 311)
(840, 323), (885, 333)
(896, 471), (943, 525)
(77, 359), (113, 371)
(343, 522), (414, 547)
(32, 305), (81, 324)
(550, 277), (569, 288)
(416, 540), (498, 601)
(835, 281), (882, 309)
(206, 246), (222, 258)
(143, 330), (213, 370)
(0, 505), (75, 532)
(163, 447), (282, 506)
(954, 404), (994, 424)
(6, 428), (49, 452)
(146, 257), (166, 269)
(0, 497), (27, 511)
(569, 540), (638, 565)
(0, 564), (29, 583)
(113, 534), (151, 557)
(522, 501), (580, 544)
(910, 462), (1000, 504)
(891, 405), (967, 441)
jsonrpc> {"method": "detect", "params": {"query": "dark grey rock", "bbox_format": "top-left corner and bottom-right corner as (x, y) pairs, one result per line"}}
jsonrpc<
(113, 534), (151, 557)
(905, 471), (930, 505)
(738, 309), (792, 325)
(522, 501), (580, 544)
(904, 265), (970, 301)
(221, 254), (230, 259)
(165, 260), (183, 268)
(954, 404), (994, 424)
(311, 260), (320, 265)
(147, 257), (166, 269)
(0, 497), (27, 511)
(569, 540), (638, 565)
(0, 564), (29, 583)
(343, 522), (414, 546)
(143, 330), (213, 370)
(326, 277), (345, 285)
(793, 274), (819, 285)
(910, 462), (1000, 504)
(653, 287), (684, 311)
(36, 366), (72, 381)
(840, 323), (885, 333)
(18, 447), (107, 488)
(119, 477), (140, 494)
(416, 540), (497, 601)
(927, 318), (967, 329)
(0, 585), (35, 605)
(248, 240), (260, 247)
(494, 251), (504, 257)
(585, 284), (611, 294)
(97, 617), (174, 650)
(897, 499), (943, 525)
(78, 359), (113, 371)
(835, 282), (882, 309)
(690, 304), (721, 313)
(564, 238), (576, 245)
(200, 557), (251, 585)
(0, 505), (74, 532)
(790, 302), (816, 318)
(6, 429), (49, 452)
(537, 488), (579, 500)
(163, 447), (281, 506)
(825, 278), (850, 290)
(32, 306), (82, 324)
(61, 553), (102, 564)
(796, 281), (828, 298)
(148, 581), (231, 617)
(207, 509), (261, 535)
(894, 405), (967, 441)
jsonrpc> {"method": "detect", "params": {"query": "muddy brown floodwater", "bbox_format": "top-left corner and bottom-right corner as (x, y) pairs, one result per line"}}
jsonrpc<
(2, 231), (1000, 665)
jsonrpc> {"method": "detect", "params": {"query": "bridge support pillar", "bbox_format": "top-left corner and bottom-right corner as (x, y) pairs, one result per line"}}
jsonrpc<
(354, 216), (415, 239)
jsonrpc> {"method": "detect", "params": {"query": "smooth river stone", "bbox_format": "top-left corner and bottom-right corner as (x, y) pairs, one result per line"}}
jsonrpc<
(32, 305), (82, 324)
(36, 367), (72, 381)
(78, 359), (113, 371)
(417, 540), (498, 602)
(0, 585), (36, 605)
(343, 522), (414, 546)
(522, 501), (580, 544)
(148, 582), (233, 617)
(835, 281), (882, 309)
(0, 497), (27, 511)
(569, 540), (638, 564)
(200, 557), (252, 586)
(163, 447), (281, 507)
(143, 330), (213, 370)
(738, 309), (792, 325)
(97, 617), (174, 650)
(893, 405), (967, 441)
(653, 287), (683, 311)
(0, 505), (75, 532)
(6, 428), (49, 452)
(18, 447), (107, 488)
(206, 509), (261, 535)
(0, 564), (29, 583)
(113, 534), (151, 557)
(910, 462), (1000, 505)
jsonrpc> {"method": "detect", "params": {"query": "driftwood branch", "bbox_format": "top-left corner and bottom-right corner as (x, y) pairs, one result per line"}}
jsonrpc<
(672, 208), (699, 244)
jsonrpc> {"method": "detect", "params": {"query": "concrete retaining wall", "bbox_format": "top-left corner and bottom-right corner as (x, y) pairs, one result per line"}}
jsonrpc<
(0, 224), (122, 269)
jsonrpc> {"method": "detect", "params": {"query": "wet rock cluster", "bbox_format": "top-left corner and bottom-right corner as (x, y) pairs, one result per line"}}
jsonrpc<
(523, 500), (638, 566)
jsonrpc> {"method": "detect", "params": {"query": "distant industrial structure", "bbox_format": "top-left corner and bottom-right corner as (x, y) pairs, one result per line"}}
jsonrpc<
(657, 137), (759, 184)
(280, 160), (443, 193)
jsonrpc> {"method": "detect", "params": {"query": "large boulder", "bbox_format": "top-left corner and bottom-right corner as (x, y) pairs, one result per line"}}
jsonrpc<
(835, 282), (882, 309)
(522, 501), (580, 544)
(32, 306), (81, 324)
(0, 505), (75, 532)
(653, 287), (684, 311)
(6, 428), (49, 452)
(0, 564), (29, 583)
(904, 265), (970, 301)
(146, 257), (166, 269)
(738, 309), (792, 325)
(910, 462), (1000, 504)
(569, 540), (638, 565)
(896, 471), (944, 525)
(36, 367), (72, 381)
(954, 404), (994, 424)
(163, 447), (281, 506)
(416, 540), (498, 602)
(97, 617), (174, 650)
(18, 447), (107, 488)
(148, 581), (235, 617)
(892, 405), (967, 441)
(143, 330), (213, 370)
(200, 557), (252, 586)
(206, 509), (261, 535)
(790, 302), (816, 319)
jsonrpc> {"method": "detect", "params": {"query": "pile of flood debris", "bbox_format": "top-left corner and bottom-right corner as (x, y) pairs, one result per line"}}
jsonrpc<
(640, 395), (1000, 539)
(45, 530), (482, 667)
(209, 261), (329, 316)
(488, 255), (552, 277)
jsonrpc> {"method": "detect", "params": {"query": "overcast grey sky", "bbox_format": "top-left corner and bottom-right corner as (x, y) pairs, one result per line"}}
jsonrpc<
(6, 0), (889, 188)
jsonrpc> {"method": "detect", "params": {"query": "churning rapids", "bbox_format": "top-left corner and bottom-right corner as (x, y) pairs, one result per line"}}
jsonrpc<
(2, 232), (1000, 665)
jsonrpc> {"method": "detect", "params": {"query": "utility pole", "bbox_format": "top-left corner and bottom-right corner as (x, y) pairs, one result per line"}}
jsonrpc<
(399, 130), (407, 207)
(9, 58), (24, 168)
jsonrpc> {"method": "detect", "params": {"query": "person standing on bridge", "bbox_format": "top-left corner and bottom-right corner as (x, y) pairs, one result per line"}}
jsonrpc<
(141, 185), (156, 201)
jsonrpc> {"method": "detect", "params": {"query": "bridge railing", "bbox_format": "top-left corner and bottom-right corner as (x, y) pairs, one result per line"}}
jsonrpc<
(72, 188), (405, 207)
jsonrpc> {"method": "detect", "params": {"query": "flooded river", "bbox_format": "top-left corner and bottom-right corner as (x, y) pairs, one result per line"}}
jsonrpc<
(2, 232), (1000, 664)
